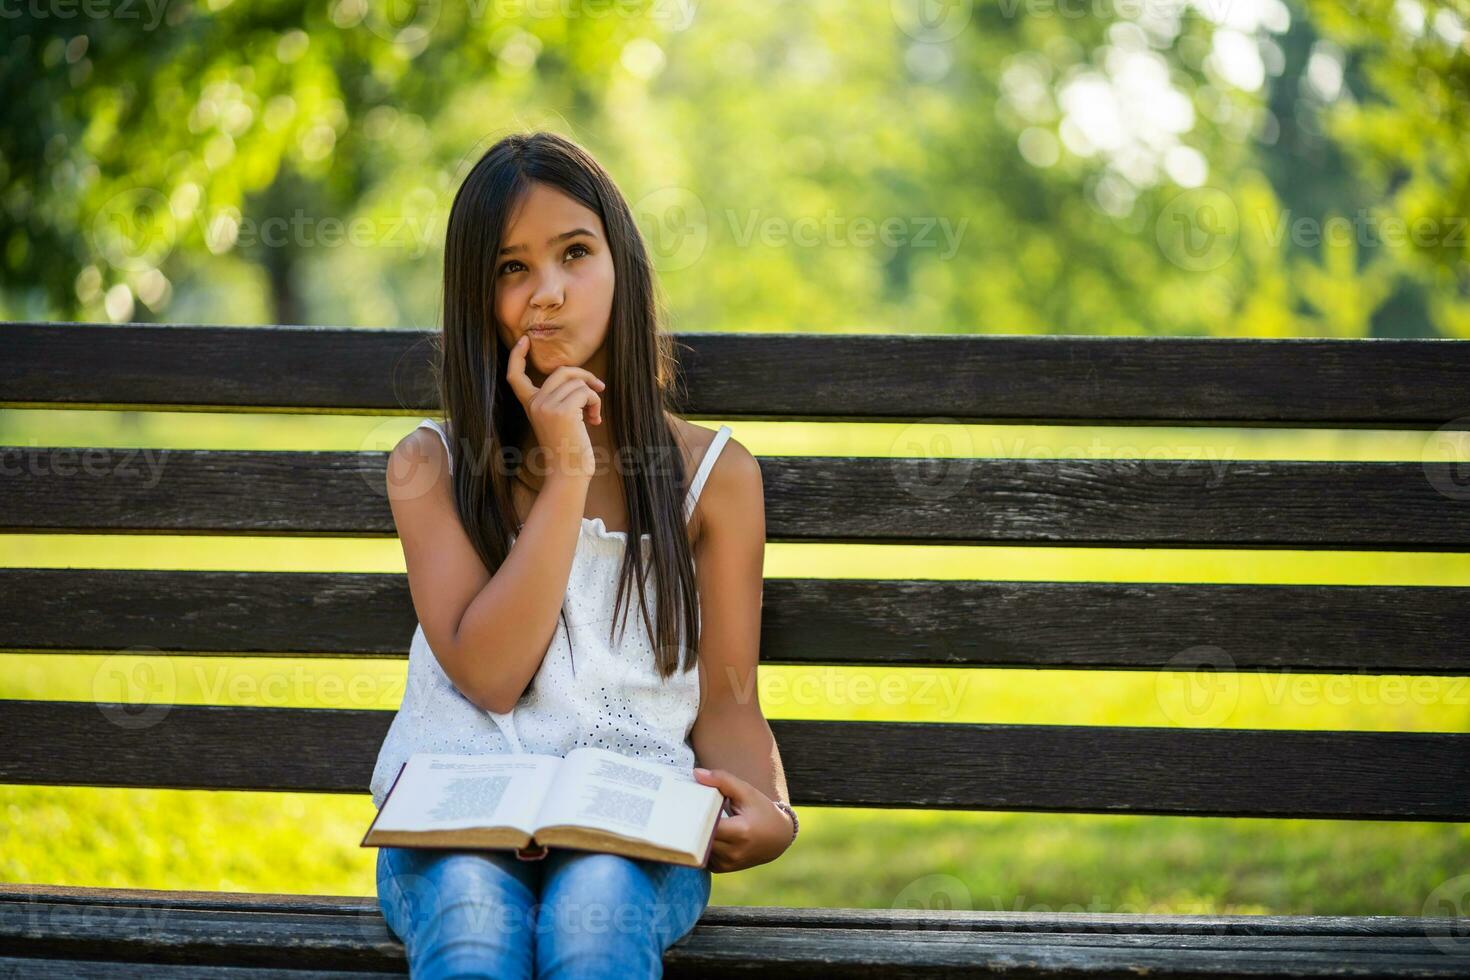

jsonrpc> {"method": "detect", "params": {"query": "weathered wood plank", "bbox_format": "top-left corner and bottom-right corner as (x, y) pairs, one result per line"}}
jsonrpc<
(1, 702), (1466, 819)
(3, 569), (1467, 675)
(0, 960), (389, 979)
(6, 883), (1465, 937)
(4, 450), (1467, 549)
(4, 896), (1470, 978)
(1, 322), (439, 415)
(6, 322), (1470, 427)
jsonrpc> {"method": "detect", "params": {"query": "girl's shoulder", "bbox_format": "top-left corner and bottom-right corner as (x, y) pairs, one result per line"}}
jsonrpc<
(387, 420), (452, 481)
(668, 416), (741, 495)
(667, 416), (759, 544)
(667, 415), (722, 463)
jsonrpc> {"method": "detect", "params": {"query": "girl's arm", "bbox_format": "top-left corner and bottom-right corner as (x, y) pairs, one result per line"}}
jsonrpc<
(387, 427), (588, 715)
(687, 437), (795, 871)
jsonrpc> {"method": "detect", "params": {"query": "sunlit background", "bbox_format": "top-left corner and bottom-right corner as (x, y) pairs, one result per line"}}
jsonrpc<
(4, 0), (1469, 915)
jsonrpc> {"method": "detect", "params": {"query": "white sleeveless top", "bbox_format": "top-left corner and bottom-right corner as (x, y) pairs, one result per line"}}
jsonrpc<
(369, 418), (734, 809)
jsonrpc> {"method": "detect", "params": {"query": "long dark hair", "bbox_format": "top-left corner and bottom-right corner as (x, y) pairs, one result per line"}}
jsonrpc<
(433, 130), (698, 683)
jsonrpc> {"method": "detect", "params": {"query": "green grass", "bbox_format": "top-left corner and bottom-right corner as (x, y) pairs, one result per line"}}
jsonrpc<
(3, 409), (1468, 914)
(5, 784), (1466, 916)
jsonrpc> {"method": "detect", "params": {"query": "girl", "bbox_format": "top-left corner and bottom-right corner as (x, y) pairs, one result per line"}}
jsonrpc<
(370, 131), (797, 979)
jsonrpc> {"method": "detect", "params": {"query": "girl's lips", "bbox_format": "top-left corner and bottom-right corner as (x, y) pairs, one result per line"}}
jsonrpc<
(527, 325), (561, 337)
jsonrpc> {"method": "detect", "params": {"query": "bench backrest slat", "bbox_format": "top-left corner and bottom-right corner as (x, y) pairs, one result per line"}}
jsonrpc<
(6, 322), (1470, 425)
(3, 450), (1466, 549)
(2, 322), (1467, 821)
(2, 569), (1466, 674)
(1, 700), (1466, 820)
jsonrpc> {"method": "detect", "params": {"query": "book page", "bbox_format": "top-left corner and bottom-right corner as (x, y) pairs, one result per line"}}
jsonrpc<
(373, 753), (561, 835)
(532, 747), (721, 855)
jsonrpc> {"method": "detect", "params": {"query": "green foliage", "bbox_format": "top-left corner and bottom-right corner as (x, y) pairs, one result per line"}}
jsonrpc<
(1289, 0), (1470, 335)
(4, 0), (1468, 334)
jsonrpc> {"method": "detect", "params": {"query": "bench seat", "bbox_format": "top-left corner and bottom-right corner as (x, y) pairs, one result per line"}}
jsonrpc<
(4, 883), (1469, 978)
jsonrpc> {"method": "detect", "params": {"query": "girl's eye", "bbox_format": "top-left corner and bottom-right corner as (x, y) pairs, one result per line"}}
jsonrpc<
(498, 243), (591, 277)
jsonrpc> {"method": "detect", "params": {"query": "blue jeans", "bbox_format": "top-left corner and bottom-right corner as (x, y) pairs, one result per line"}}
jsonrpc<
(376, 845), (712, 979)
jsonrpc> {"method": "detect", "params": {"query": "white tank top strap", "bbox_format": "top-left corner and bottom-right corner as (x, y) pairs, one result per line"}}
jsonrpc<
(683, 425), (733, 521)
(416, 418), (453, 475)
(420, 417), (730, 521)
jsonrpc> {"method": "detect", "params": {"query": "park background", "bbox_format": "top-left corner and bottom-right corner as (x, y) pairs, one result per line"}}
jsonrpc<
(3, 0), (1469, 914)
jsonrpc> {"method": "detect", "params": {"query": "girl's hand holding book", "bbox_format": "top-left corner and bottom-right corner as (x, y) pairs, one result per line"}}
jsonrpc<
(693, 766), (796, 872)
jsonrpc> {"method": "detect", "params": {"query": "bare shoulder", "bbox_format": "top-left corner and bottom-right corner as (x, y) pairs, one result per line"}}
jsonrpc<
(668, 417), (717, 468)
(669, 418), (759, 486)
(386, 425), (452, 508)
(669, 418), (763, 545)
(389, 426), (447, 472)
(395, 425), (445, 460)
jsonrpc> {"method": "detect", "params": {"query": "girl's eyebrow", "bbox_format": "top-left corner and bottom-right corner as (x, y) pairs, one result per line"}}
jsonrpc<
(498, 228), (597, 256)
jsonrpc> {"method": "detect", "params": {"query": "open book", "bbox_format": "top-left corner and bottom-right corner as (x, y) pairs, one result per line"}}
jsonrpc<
(362, 747), (726, 868)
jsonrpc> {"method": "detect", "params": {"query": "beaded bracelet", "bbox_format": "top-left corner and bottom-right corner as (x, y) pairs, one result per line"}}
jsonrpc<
(772, 800), (799, 843)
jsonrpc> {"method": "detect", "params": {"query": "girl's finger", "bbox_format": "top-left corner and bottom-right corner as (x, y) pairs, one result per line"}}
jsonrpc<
(504, 334), (539, 404)
(695, 768), (758, 810)
(545, 379), (602, 426)
(712, 813), (749, 843)
(538, 365), (606, 399)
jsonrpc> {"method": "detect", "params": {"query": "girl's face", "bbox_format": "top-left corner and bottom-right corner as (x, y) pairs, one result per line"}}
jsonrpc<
(493, 182), (615, 382)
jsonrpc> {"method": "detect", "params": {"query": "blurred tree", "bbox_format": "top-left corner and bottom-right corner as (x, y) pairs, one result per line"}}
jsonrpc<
(2, 0), (647, 326)
(1297, 0), (1470, 337)
(1, 0), (1466, 337)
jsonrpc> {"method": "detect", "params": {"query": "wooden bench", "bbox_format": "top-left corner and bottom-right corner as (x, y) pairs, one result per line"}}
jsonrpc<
(3, 320), (1469, 977)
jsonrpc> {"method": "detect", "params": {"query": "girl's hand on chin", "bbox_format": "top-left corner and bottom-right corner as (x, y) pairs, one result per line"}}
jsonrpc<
(505, 333), (606, 480)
